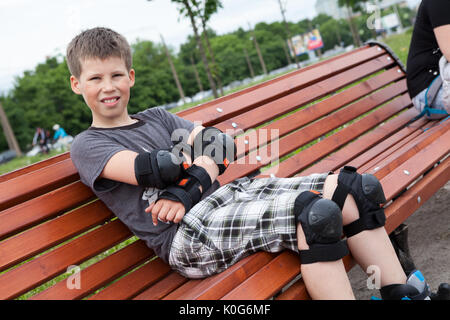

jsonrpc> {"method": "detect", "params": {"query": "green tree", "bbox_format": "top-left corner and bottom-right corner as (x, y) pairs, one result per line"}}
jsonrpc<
(338, 0), (369, 47)
(166, 0), (219, 98)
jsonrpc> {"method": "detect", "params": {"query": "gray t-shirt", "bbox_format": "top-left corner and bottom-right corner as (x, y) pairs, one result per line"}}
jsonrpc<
(70, 107), (219, 263)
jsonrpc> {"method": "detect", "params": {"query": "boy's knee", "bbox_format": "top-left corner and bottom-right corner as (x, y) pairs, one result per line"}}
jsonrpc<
(329, 166), (386, 238)
(294, 191), (349, 264)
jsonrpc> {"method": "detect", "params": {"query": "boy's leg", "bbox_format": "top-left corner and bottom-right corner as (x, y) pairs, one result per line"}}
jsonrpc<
(296, 222), (355, 300)
(322, 174), (407, 287)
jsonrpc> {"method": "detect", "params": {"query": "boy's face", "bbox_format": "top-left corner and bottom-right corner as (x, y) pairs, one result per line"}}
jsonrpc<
(70, 56), (135, 127)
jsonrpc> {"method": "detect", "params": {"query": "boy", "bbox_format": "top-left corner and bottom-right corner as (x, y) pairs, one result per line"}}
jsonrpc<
(68, 27), (431, 300)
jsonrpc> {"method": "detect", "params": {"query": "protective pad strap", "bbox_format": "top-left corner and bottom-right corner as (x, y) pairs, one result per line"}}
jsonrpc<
(185, 164), (212, 193)
(332, 166), (386, 238)
(343, 209), (386, 238)
(158, 165), (211, 212)
(135, 149), (181, 189)
(299, 240), (349, 264)
(161, 184), (200, 212)
(331, 166), (356, 210)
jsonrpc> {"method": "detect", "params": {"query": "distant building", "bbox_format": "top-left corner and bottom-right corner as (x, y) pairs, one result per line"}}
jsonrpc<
(315, 0), (347, 20)
(315, 0), (409, 20)
(375, 0), (408, 10)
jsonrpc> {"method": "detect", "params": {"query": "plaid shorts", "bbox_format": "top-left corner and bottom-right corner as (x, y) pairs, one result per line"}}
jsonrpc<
(168, 172), (330, 279)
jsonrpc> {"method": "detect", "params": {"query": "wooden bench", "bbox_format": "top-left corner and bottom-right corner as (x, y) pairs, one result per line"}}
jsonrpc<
(1, 42), (449, 300)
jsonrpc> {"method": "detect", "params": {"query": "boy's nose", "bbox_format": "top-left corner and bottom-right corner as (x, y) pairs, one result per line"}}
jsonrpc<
(102, 79), (115, 92)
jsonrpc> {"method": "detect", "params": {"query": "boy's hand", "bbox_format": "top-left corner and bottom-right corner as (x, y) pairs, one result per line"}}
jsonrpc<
(145, 199), (186, 226)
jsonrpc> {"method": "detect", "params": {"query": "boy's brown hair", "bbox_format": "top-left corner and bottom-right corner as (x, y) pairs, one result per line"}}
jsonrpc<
(66, 27), (132, 78)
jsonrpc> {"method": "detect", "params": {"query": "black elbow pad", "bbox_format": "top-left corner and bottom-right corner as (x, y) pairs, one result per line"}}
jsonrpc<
(134, 149), (182, 189)
(192, 127), (237, 175)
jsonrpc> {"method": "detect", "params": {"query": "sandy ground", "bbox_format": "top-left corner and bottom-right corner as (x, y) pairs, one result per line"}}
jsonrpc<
(348, 181), (450, 300)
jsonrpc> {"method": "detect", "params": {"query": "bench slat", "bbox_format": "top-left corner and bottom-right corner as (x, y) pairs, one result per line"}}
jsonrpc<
(224, 81), (407, 182)
(0, 181), (95, 241)
(383, 155), (450, 233)
(299, 108), (424, 176)
(345, 118), (430, 171)
(221, 251), (301, 300)
(379, 129), (450, 200)
(177, 46), (371, 118)
(30, 240), (153, 300)
(250, 93), (411, 180)
(216, 54), (399, 135)
(180, 46), (386, 125)
(132, 272), (189, 300)
(0, 153), (70, 183)
(161, 251), (275, 300)
(88, 257), (173, 300)
(363, 121), (449, 178)
(0, 158), (78, 211)
(228, 67), (404, 158)
(0, 220), (131, 300)
(0, 200), (113, 272)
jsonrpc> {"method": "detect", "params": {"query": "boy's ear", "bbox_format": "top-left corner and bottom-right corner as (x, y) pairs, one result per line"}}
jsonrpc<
(129, 69), (135, 87)
(70, 75), (82, 95)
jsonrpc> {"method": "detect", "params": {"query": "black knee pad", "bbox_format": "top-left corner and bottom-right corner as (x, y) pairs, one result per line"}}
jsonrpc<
(294, 191), (349, 264)
(332, 166), (386, 238)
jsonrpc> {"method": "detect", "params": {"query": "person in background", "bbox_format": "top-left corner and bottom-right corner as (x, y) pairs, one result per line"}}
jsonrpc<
(406, 0), (450, 120)
(32, 127), (49, 154)
(53, 124), (68, 142)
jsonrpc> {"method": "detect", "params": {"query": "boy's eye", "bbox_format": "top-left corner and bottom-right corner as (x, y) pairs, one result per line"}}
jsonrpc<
(90, 76), (101, 81)
(113, 74), (123, 77)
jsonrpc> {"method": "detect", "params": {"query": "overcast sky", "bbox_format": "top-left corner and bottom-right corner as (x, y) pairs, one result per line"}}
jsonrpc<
(0, 0), (420, 94)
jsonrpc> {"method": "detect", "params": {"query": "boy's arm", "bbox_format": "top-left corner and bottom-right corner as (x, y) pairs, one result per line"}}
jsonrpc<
(434, 25), (450, 61)
(99, 125), (219, 189)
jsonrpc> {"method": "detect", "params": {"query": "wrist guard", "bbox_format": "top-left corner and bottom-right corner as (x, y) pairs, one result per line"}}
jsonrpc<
(158, 164), (212, 212)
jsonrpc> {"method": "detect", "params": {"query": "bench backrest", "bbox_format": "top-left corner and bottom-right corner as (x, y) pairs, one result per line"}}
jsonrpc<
(0, 42), (449, 300)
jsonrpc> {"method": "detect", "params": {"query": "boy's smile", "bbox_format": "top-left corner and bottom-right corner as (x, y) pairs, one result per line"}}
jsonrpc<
(70, 56), (135, 127)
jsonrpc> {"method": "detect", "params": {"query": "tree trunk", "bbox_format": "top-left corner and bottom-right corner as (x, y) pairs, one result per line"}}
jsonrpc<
(190, 54), (204, 92)
(250, 27), (267, 75)
(346, 5), (361, 47)
(183, 0), (218, 98)
(0, 102), (22, 156)
(243, 47), (255, 78)
(277, 0), (300, 68)
(201, 18), (224, 96)
(160, 34), (185, 104)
